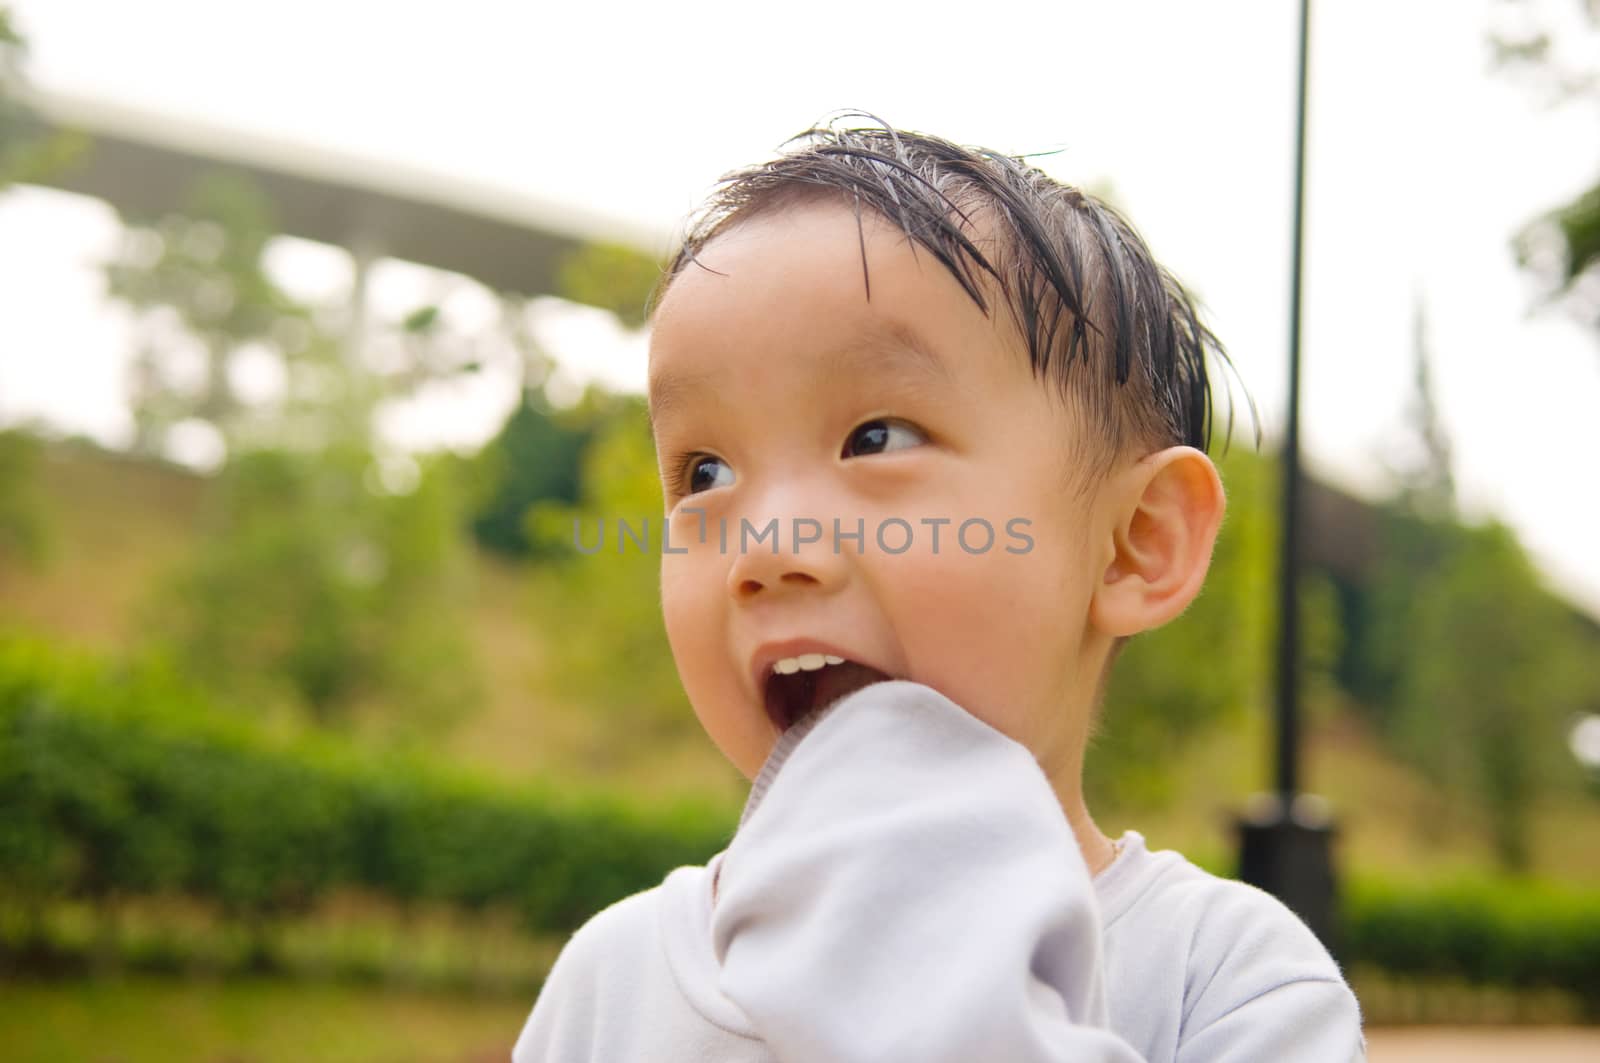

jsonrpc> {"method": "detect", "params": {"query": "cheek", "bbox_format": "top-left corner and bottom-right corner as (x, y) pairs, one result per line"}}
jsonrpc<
(660, 556), (718, 687)
(661, 554), (768, 774)
(888, 544), (1086, 741)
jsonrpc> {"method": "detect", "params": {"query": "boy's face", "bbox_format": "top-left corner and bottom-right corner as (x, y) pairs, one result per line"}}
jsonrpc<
(648, 200), (1117, 789)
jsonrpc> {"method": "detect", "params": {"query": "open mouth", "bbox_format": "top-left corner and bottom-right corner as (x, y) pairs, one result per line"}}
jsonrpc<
(763, 656), (893, 732)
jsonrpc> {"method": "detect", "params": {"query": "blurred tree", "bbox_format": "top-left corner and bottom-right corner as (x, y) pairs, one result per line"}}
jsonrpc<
(557, 242), (662, 329)
(471, 384), (625, 560)
(1341, 298), (1459, 729)
(1492, 0), (1600, 99)
(1338, 295), (1600, 868)
(1394, 299), (1456, 516)
(1493, 0), (1600, 340)
(1392, 520), (1595, 871)
(105, 172), (317, 458)
(0, 6), (25, 181)
(0, 11), (65, 585)
(522, 396), (693, 743)
(100, 155), (666, 731)
(102, 173), (485, 735)
(138, 443), (480, 737)
(0, 7), (86, 190)
(0, 428), (49, 570)
(468, 242), (660, 558)
(104, 174), (496, 461)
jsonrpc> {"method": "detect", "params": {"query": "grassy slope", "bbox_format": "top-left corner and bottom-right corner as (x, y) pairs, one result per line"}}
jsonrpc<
(0, 977), (531, 1063)
(4, 442), (1595, 883)
(3, 977), (1597, 1061)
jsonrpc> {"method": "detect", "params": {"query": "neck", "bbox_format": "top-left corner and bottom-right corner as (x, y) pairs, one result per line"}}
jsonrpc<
(1060, 794), (1120, 879)
(1044, 710), (1119, 879)
(1068, 810), (1120, 877)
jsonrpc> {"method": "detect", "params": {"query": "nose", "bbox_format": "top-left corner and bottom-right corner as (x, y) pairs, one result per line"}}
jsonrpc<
(726, 515), (851, 602)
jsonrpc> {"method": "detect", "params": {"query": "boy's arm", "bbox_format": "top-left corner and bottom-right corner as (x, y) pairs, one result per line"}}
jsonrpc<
(709, 679), (1146, 1063)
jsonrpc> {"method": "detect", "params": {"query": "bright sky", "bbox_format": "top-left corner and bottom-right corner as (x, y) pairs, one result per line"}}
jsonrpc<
(2, 0), (1598, 616)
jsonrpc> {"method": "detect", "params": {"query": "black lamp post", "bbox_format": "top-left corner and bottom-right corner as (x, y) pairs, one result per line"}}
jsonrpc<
(1234, 0), (1341, 957)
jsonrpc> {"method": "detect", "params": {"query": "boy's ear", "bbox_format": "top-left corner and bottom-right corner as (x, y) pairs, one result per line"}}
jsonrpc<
(1090, 446), (1226, 638)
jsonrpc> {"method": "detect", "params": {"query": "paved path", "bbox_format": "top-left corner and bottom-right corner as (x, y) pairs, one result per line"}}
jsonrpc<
(1366, 1027), (1600, 1061)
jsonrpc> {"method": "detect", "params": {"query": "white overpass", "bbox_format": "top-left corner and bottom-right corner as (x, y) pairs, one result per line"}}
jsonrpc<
(17, 87), (668, 301)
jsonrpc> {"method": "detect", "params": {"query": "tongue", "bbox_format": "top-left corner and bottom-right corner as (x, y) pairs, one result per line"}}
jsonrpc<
(813, 660), (891, 714)
(767, 661), (894, 732)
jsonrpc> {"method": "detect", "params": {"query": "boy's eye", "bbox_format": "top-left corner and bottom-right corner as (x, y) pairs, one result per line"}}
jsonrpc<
(842, 418), (927, 458)
(683, 455), (734, 496)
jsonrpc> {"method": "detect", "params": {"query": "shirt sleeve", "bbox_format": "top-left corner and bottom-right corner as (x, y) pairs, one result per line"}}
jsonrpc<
(1161, 846), (1367, 1062)
(511, 898), (614, 1062)
(1178, 978), (1367, 1062)
(1171, 894), (1368, 1063)
(708, 679), (1147, 1062)
(511, 886), (666, 1063)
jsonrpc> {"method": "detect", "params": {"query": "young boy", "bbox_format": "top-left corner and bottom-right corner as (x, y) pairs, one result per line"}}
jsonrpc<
(513, 119), (1366, 1061)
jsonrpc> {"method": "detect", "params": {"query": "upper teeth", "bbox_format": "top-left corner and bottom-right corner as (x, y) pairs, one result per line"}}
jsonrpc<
(773, 653), (846, 674)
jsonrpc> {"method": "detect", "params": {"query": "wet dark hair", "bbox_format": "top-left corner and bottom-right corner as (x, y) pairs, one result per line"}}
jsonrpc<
(653, 114), (1253, 478)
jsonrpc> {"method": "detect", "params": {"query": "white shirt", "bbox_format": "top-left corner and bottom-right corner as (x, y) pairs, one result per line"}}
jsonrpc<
(513, 680), (1366, 1061)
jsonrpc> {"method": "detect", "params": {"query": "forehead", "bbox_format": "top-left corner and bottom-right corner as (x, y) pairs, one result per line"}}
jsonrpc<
(647, 200), (1021, 417)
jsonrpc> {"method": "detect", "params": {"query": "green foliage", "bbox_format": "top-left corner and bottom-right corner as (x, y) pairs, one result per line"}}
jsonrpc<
(103, 171), (490, 462)
(0, 5), (29, 176)
(1344, 870), (1600, 1016)
(1551, 180), (1600, 288)
(0, 6), (88, 189)
(0, 634), (732, 940)
(105, 173), (321, 457)
(401, 304), (440, 333)
(4, 635), (1598, 1001)
(522, 399), (693, 737)
(0, 428), (49, 567)
(1496, 0), (1600, 336)
(1516, 176), (1600, 332)
(1390, 521), (1596, 870)
(556, 243), (663, 329)
(100, 171), (493, 735)
(468, 239), (658, 558)
(469, 385), (616, 559)
(1342, 508), (1599, 871)
(1340, 508), (1434, 721)
(1350, 505), (1600, 870)
(1321, 318), (1600, 872)
(1326, 293), (1599, 870)
(135, 445), (480, 736)
(109, 173), (296, 348)
(4, 634), (1597, 1002)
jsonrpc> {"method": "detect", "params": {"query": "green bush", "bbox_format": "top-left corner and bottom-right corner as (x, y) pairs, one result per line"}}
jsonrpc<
(0, 635), (733, 936)
(1343, 872), (1600, 1014)
(4, 633), (1598, 1009)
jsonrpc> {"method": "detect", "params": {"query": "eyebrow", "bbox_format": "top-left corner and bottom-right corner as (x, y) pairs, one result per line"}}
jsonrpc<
(647, 319), (950, 428)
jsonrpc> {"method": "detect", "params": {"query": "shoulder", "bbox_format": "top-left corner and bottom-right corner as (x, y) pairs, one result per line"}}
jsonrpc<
(540, 870), (683, 988)
(513, 868), (702, 1062)
(1104, 833), (1345, 983)
(1101, 833), (1365, 1056)
(515, 862), (726, 1060)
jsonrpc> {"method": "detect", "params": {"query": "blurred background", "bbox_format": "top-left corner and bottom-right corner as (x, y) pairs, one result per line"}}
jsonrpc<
(0, 1), (1597, 1060)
